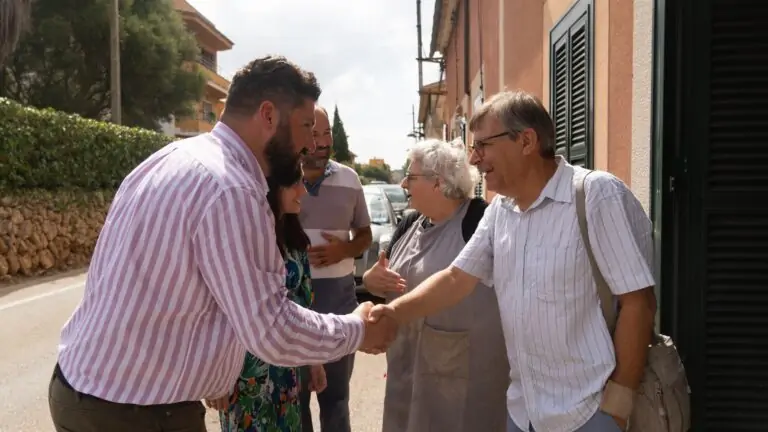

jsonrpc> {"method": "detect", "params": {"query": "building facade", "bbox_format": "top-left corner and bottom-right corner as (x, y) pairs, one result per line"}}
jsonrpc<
(417, 80), (447, 140)
(170, 0), (233, 137)
(424, 0), (768, 430)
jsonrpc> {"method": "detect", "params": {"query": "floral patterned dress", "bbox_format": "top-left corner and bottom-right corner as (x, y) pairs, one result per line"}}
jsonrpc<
(220, 249), (313, 432)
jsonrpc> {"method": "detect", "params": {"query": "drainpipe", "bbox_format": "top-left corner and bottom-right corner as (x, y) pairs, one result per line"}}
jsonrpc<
(477, 0), (485, 104)
(463, 0), (470, 98)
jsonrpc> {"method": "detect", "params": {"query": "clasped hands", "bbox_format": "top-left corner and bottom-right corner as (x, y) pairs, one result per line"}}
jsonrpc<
(352, 301), (399, 355)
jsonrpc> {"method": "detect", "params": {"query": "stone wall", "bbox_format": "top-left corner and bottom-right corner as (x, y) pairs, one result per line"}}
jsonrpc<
(0, 191), (113, 281)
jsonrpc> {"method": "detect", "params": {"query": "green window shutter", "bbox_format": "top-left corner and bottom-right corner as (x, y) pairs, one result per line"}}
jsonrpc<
(550, 0), (594, 168)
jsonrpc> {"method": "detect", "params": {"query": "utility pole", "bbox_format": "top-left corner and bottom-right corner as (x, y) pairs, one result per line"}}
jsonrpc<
(415, 0), (425, 140)
(416, 0), (424, 91)
(407, 104), (420, 144)
(109, 0), (122, 124)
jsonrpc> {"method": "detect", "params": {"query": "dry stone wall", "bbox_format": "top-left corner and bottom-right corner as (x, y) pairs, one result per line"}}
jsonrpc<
(0, 190), (113, 281)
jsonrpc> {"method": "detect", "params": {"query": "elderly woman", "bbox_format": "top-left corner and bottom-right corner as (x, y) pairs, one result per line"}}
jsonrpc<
(363, 139), (509, 432)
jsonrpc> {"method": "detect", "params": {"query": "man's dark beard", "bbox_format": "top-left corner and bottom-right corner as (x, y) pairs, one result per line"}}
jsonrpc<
(265, 123), (300, 175)
(302, 152), (329, 170)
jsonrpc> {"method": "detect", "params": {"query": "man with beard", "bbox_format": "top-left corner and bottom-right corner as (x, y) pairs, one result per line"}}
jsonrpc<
(298, 105), (372, 432)
(47, 55), (396, 432)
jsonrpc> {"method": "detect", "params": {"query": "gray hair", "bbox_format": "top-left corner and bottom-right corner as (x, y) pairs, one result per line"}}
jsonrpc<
(468, 90), (556, 158)
(407, 138), (479, 200)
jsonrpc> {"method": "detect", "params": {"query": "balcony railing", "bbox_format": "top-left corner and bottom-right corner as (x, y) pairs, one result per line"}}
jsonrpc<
(199, 56), (217, 72)
(197, 58), (231, 94)
(199, 57), (230, 78)
(195, 107), (215, 124)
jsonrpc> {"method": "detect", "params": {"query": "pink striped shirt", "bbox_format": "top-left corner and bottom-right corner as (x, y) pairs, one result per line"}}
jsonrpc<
(57, 122), (365, 405)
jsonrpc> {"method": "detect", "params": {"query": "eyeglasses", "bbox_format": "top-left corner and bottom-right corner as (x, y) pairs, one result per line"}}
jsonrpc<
(469, 131), (510, 155)
(404, 172), (434, 182)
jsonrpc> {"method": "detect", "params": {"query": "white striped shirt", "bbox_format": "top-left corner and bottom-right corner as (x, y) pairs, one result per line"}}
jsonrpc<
(453, 157), (655, 432)
(57, 122), (364, 405)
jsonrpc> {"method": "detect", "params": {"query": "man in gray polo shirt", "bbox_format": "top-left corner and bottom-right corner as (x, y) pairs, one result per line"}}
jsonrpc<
(299, 105), (372, 432)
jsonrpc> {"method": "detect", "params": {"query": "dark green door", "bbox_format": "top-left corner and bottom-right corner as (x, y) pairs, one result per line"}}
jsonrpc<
(654, 0), (768, 430)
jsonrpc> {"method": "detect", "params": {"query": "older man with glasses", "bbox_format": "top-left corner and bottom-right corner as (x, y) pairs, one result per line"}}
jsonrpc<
(369, 90), (657, 432)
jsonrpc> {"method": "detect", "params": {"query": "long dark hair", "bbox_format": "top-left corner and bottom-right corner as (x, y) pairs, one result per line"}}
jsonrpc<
(267, 162), (310, 258)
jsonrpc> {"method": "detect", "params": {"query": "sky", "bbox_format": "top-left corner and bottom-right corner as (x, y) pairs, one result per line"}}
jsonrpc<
(187, 0), (442, 170)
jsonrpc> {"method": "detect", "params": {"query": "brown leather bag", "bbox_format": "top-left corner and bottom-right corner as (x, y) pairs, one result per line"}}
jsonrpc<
(574, 170), (691, 432)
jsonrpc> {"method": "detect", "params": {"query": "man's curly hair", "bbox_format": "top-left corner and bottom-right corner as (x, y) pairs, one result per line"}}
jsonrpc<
(225, 55), (322, 116)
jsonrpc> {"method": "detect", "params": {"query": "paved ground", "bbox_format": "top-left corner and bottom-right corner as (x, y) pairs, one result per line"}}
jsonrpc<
(0, 273), (387, 432)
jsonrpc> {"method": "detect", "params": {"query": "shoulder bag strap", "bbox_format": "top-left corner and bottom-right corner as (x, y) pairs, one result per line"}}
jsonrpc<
(574, 169), (618, 334)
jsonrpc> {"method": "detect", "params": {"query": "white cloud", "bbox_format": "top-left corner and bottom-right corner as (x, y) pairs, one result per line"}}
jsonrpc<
(187, 0), (441, 169)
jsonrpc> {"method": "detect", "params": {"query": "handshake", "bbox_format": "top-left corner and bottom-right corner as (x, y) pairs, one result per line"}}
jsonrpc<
(350, 301), (398, 354)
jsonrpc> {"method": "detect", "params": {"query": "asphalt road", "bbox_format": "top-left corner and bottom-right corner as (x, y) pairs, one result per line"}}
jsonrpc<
(0, 273), (387, 432)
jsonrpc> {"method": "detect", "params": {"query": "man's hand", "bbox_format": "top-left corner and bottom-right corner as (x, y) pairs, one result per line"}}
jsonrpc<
(367, 303), (397, 324)
(309, 232), (350, 267)
(309, 364), (327, 393)
(612, 416), (627, 430)
(363, 251), (407, 294)
(351, 301), (397, 354)
(204, 394), (231, 411)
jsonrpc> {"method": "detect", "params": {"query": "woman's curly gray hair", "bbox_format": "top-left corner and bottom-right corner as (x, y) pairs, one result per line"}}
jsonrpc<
(407, 138), (479, 200)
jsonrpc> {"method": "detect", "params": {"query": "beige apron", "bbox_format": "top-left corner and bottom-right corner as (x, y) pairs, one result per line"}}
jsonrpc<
(382, 200), (509, 432)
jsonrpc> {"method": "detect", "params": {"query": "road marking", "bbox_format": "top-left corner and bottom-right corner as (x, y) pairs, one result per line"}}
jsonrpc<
(0, 283), (84, 312)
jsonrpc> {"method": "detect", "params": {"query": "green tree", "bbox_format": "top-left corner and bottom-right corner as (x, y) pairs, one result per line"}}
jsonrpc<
(359, 164), (391, 183)
(331, 105), (353, 163)
(0, 0), (205, 130)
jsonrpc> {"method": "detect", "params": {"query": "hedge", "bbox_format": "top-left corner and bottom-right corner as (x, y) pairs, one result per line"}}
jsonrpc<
(0, 98), (174, 190)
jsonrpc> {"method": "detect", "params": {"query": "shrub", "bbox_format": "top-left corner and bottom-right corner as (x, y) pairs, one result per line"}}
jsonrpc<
(0, 98), (173, 190)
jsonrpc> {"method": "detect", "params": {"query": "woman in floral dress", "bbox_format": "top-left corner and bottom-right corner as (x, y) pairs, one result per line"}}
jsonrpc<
(208, 163), (326, 432)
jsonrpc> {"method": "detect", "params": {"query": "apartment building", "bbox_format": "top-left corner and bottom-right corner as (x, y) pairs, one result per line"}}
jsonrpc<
(422, 0), (768, 430)
(169, 0), (234, 137)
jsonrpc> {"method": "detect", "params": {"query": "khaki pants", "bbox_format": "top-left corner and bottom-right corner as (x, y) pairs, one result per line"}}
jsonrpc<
(48, 366), (207, 432)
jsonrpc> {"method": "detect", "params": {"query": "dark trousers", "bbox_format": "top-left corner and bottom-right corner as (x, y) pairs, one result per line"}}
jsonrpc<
(48, 365), (207, 432)
(300, 353), (356, 432)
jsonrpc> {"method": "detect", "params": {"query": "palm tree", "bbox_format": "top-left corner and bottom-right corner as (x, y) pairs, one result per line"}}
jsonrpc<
(0, 0), (32, 65)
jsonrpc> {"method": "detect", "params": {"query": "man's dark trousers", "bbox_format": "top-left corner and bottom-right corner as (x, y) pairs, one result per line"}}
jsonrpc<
(300, 353), (356, 432)
(299, 273), (359, 432)
(49, 364), (207, 432)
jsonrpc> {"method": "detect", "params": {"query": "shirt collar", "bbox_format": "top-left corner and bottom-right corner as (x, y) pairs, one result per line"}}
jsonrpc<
(323, 160), (339, 176)
(210, 122), (267, 190)
(304, 160), (339, 196)
(539, 156), (573, 204)
(500, 156), (574, 212)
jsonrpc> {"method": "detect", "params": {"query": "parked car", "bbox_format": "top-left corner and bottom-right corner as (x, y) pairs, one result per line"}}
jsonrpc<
(376, 184), (409, 217)
(354, 185), (398, 295)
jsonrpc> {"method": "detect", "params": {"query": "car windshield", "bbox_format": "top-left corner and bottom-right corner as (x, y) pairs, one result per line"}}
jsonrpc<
(382, 187), (408, 204)
(365, 193), (391, 225)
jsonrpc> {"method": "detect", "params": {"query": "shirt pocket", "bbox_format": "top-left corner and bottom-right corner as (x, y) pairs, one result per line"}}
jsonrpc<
(523, 242), (591, 359)
(525, 242), (589, 303)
